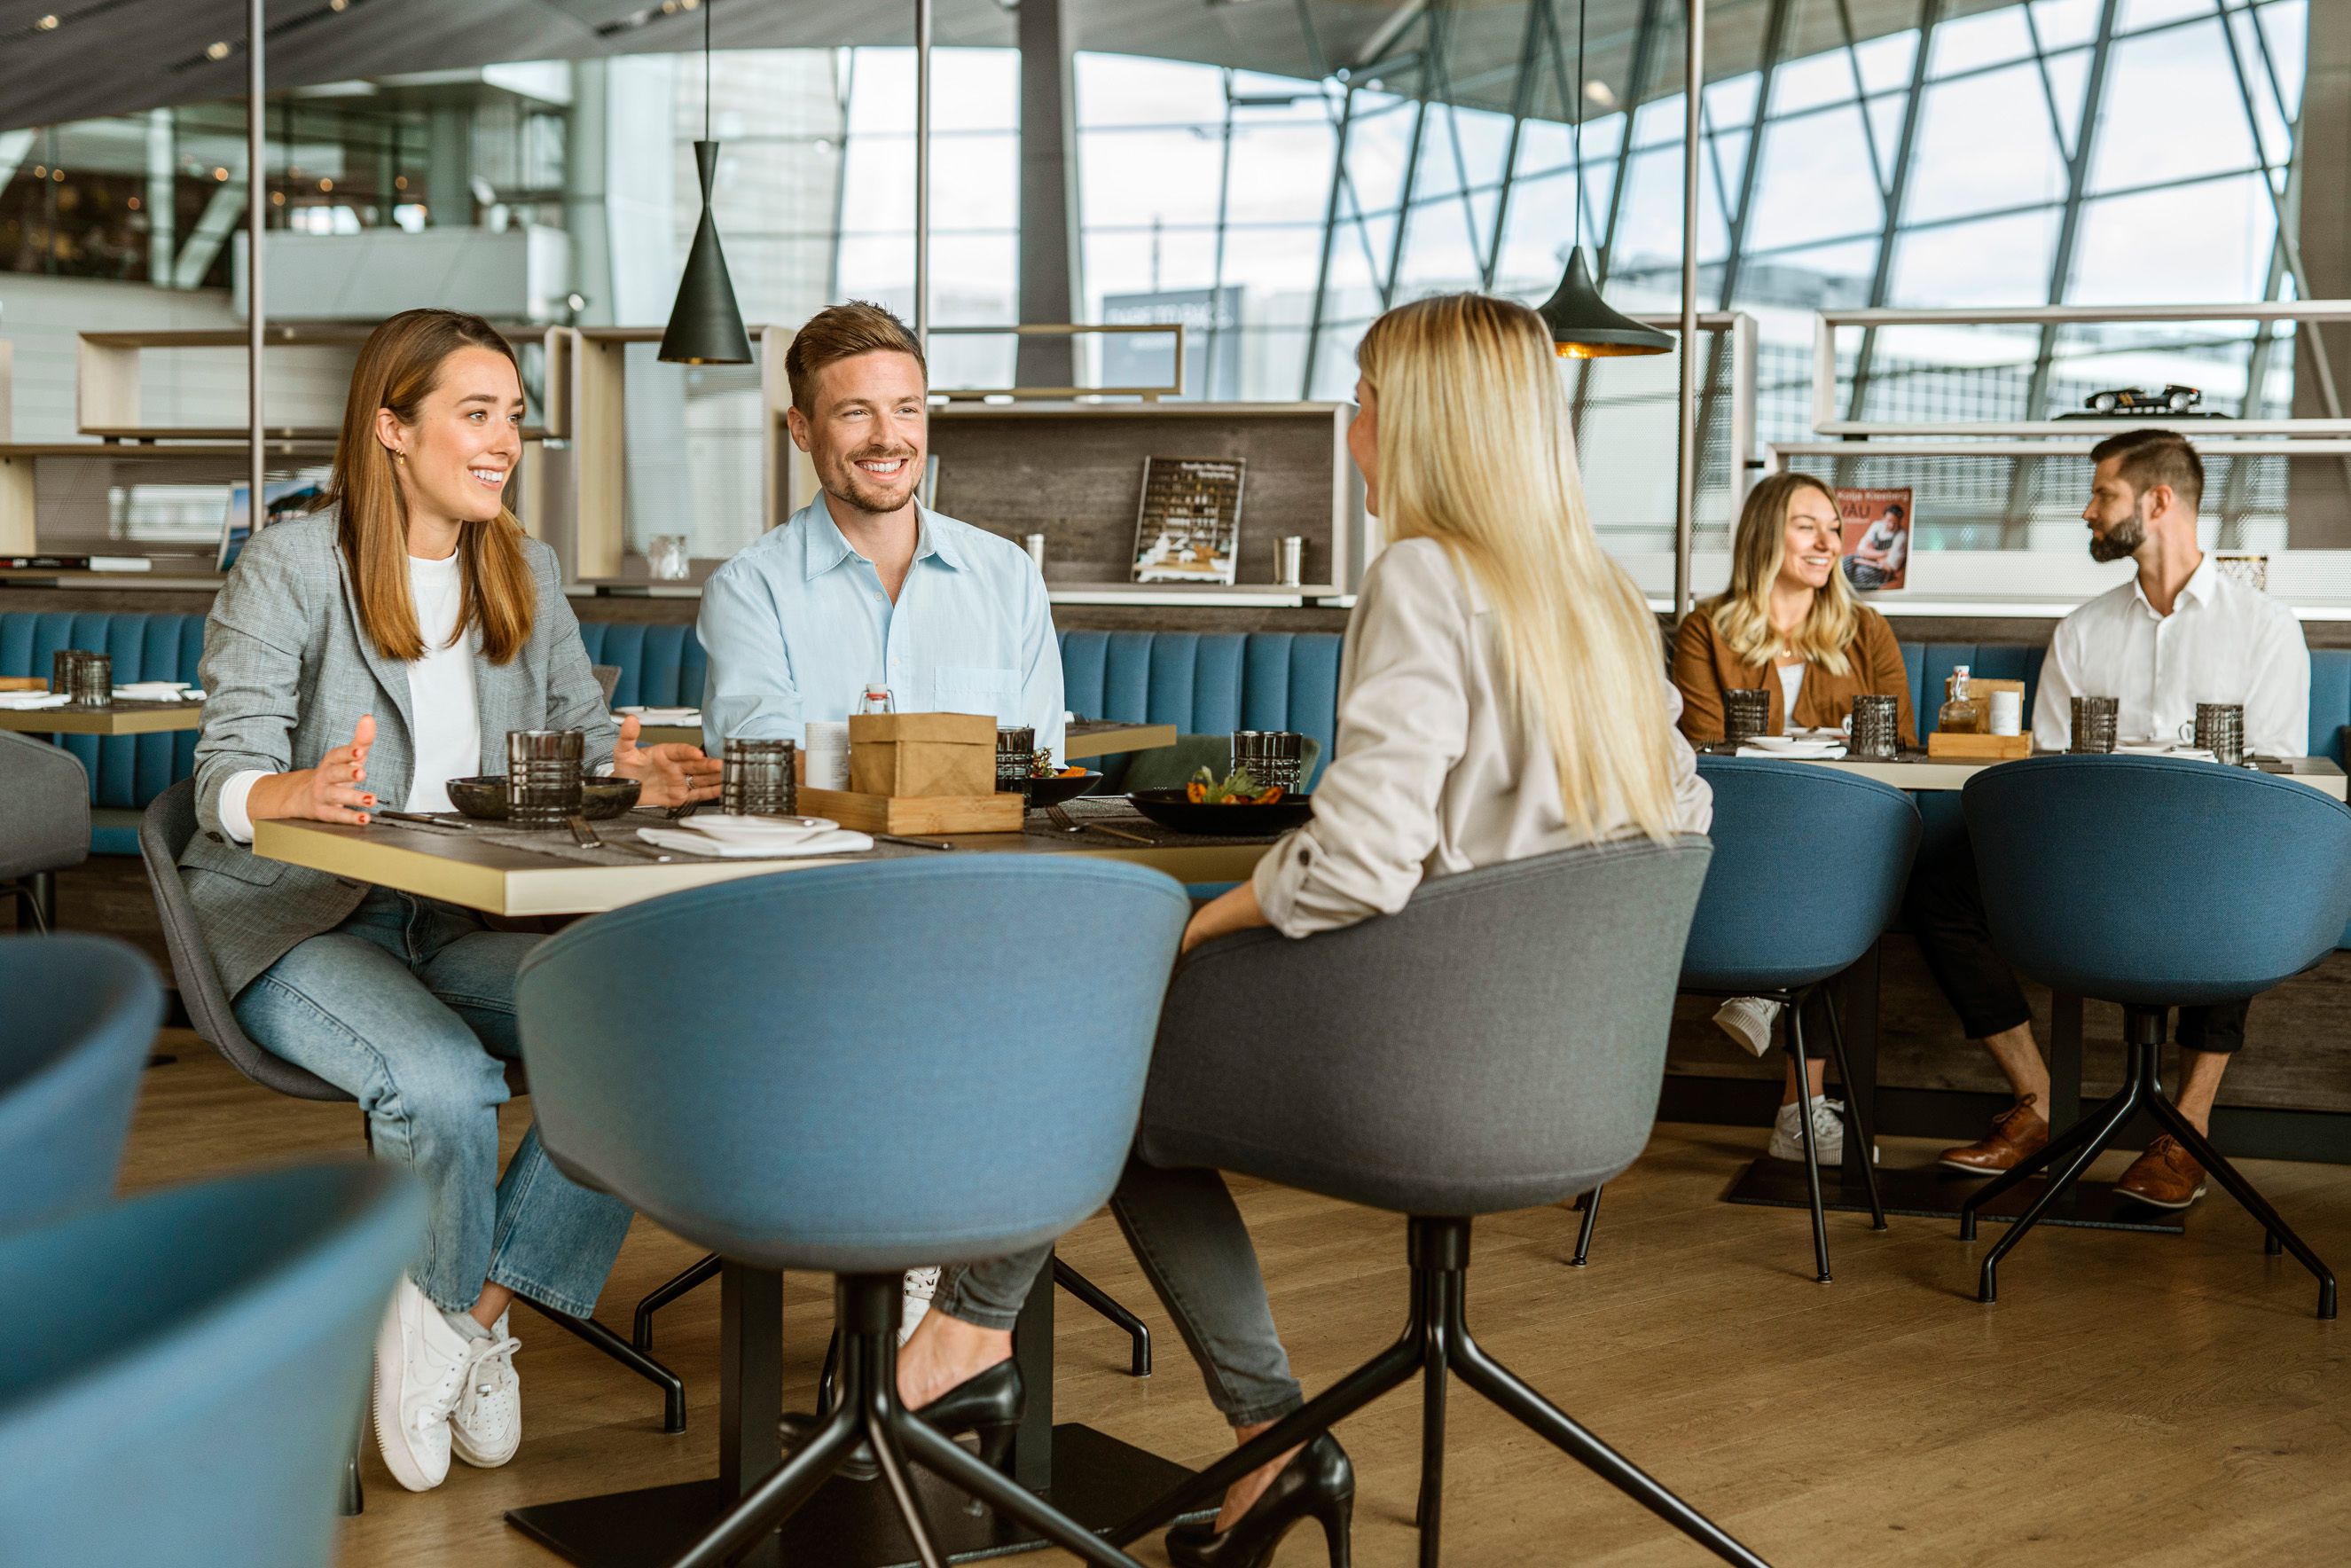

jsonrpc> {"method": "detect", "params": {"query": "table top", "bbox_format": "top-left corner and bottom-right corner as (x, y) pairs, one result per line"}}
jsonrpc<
(0, 698), (206, 735)
(254, 812), (1273, 917)
(1794, 751), (2349, 799)
(1063, 722), (1178, 762)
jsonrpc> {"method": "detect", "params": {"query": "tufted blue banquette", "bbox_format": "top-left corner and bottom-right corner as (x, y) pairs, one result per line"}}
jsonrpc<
(0, 613), (207, 855)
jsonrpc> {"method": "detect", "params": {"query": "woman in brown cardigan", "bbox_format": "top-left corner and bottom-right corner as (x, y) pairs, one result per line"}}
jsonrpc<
(1671, 470), (1917, 1163)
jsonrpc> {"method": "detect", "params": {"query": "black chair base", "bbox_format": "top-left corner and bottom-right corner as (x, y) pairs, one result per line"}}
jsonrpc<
(1104, 1217), (1770, 1568)
(1579, 987), (1885, 1281)
(639, 1250), (1150, 1377)
(1959, 1005), (2337, 1319)
(667, 1275), (1148, 1568)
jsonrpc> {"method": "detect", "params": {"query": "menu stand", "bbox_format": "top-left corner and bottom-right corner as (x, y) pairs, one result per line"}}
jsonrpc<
(1721, 945), (2186, 1236)
(506, 1249), (1207, 1568)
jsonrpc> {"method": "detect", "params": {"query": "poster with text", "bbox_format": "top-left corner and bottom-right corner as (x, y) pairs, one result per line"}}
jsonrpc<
(1837, 485), (1911, 592)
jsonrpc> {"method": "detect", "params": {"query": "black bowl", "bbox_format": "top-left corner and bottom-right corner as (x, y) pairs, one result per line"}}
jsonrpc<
(1018, 770), (1103, 810)
(1126, 788), (1314, 836)
(444, 775), (642, 821)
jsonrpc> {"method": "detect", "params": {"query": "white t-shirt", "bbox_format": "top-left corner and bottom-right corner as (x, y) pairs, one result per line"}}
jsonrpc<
(1774, 660), (1804, 723)
(220, 553), (480, 840)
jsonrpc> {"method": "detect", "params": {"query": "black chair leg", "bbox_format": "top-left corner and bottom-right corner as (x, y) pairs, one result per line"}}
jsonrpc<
(1968, 1067), (2145, 1305)
(1054, 1257), (1153, 1376)
(1571, 1184), (1602, 1266)
(1819, 992), (1886, 1231)
(670, 1392), (866, 1568)
(1956, 1078), (2126, 1239)
(522, 1300), (687, 1434)
(342, 1407), (365, 1517)
(1414, 1265), (1448, 1553)
(632, 1251), (720, 1352)
(1785, 1002), (1832, 1284)
(2144, 1098), (2338, 1320)
(1113, 1218), (1768, 1566)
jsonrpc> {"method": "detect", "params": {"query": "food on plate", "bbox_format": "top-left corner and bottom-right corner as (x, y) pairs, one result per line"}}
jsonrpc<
(1185, 765), (1285, 806)
(1027, 747), (1086, 780)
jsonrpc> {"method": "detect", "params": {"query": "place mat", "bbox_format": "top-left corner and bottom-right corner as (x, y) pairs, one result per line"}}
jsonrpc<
(463, 812), (912, 867)
(1023, 796), (1291, 850)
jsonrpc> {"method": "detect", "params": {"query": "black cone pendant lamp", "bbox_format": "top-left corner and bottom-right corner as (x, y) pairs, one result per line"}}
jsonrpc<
(660, 0), (752, 365)
(1541, 0), (1671, 358)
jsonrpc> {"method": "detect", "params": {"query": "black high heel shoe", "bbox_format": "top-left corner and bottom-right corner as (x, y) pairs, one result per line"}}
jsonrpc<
(1164, 1432), (1353, 1568)
(782, 1354), (1023, 1503)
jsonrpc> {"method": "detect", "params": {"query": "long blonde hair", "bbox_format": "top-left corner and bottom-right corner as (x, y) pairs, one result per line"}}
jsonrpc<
(1704, 471), (1861, 677)
(319, 309), (537, 665)
(1355, 293), (1681, 841)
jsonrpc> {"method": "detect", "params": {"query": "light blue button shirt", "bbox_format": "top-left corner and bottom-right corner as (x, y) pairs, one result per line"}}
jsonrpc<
(697, 495), (1066, 758)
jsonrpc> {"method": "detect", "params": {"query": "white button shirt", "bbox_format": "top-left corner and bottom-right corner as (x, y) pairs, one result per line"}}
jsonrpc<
(2028, 554), (2309, 757)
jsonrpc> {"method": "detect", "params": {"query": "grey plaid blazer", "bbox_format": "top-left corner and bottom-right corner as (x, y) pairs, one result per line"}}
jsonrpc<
(180, 512), (618, 997)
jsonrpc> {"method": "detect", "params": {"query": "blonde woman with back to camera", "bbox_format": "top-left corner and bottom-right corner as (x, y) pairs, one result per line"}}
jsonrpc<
(1670, 470), (1916, 1164)
(886, 293), (1712, 1568)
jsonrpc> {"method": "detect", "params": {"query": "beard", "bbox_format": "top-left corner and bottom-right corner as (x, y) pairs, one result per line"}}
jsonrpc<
(827, 446), (921, 514)
(2088, 501), (2147, 563)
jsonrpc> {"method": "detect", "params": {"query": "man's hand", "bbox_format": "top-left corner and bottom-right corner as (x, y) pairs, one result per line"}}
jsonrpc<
(609, 713), (724, 808)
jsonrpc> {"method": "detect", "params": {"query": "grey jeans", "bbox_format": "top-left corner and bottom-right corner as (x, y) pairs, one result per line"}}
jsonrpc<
(940, 1156), (1305, 1428)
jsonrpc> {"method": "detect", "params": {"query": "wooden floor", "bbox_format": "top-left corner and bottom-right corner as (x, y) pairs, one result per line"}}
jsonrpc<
(124, 1031), (2351, 1567)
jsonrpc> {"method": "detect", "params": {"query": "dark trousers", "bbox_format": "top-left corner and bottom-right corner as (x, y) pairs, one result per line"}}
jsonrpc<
(1904, 827), (2248, 1054)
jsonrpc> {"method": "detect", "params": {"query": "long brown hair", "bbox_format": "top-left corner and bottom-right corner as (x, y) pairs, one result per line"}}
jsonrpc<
(1704, 470), (1861, 677)
(319, 309), (536, 664)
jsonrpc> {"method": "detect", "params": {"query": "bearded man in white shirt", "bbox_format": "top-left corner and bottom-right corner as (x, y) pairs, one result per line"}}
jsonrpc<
(1910, 429), (2310, 1210)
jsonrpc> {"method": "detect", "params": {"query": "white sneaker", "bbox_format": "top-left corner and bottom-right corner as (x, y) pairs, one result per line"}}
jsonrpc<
(1767, 1096), (1846, 1165)
(1712, 996), (1782, 1057)
(900, 1266), (940, 1346)
(451, 1311), (522, 1470)
(372, 1276), (474, 1492)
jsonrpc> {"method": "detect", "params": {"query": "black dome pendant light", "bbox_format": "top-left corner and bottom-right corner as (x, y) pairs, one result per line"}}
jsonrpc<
(659, 0), (753, 365)
(1538, 0), (1672, 358)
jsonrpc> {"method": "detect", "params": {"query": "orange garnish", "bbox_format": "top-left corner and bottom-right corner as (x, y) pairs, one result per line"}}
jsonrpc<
(1187, 780), (1209, 804)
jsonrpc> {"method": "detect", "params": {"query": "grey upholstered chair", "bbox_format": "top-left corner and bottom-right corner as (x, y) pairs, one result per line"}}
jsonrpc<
(136, 779), (686, 1514)
(0, 733), (90, 932)
(1106, 837), (1772, 1567)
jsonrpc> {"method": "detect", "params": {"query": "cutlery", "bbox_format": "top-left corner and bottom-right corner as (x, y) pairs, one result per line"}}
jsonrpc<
(378, 810), (471, 830)
(874, 833), (956, 851)
(568, 812), (675, 862)
(1046, 803), (1152, 845)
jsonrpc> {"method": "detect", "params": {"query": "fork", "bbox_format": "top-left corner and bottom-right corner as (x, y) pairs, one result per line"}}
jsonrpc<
(1046, 803), (1151, 846)
(568, 812), (675, 863)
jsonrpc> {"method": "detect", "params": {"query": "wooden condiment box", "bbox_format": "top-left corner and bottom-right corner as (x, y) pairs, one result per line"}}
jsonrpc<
(847, 711), (996, 797)
(797, 788), (1024, 835)
(1928, 675), (2030, 760)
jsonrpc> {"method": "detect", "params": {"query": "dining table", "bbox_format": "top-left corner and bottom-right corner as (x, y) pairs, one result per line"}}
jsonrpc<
(1722, 746), (2349, 1236)
(614, 717), (1183, 765)
(253, 800), (1273, 1567)
(0, 697), (206, 736)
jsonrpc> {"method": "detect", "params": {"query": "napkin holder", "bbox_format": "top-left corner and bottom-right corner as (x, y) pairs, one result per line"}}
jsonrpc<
(848, 711), (997, 797)
(1926, 676), (2029, 760)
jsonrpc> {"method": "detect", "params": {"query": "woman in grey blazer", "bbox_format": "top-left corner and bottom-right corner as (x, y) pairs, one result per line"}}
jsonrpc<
(184, 309), (718, 1494)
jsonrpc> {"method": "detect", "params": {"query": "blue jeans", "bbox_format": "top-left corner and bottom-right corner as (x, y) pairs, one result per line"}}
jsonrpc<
(233, 889), (634, 1319)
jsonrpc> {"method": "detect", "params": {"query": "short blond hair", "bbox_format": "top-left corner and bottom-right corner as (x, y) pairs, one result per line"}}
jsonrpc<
(785, 302), (926, 415)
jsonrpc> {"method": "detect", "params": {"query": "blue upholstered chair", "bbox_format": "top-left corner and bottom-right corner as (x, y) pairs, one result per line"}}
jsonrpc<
(1957, 756), (2351, 1318)
(514, 856), (1189, 1567)
(1649, 757), (1923, 1282)
(0, 934), (161, 1235)
(0, 1161), (423, 1568)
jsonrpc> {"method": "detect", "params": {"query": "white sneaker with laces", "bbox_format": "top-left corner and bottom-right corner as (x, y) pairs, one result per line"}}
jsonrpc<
(1767, 1095), (1846, 1165)
(451, 1310), (522, 1470)
(372, 1275), (474, 1492)
(900, 1266), (940, 1346)
(1712, 996), (1782, 1057)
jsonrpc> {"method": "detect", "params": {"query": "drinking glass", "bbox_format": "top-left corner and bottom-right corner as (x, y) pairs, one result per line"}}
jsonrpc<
(506, 729), (585, 830)
(2183, 702), (2246, 765)
(2070, 695), (2120, 755)
(1231, 730), (1305, 793)
(53, 649), (110, 708)
(1722, 688), (1770, 747)
(997, 725), (1036, 794)
(1849, 694), (1900, 760)
(649, 534), (692, 581)
(723, 738), (797, 816)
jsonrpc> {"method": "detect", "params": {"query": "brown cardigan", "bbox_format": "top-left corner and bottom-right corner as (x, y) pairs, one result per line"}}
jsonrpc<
(1671, 602), (1919, 746)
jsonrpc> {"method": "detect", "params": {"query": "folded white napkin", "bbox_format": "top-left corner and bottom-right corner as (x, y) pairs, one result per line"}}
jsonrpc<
(1736, 741), (1847, 759)
(617, 706), (701, 724)
(635, 825), (872, 858)
(114, 681), (199, 701)
(0, 692), (71, 710)
(673, 814), (839, 843)
(2112, 741), (2220, 759)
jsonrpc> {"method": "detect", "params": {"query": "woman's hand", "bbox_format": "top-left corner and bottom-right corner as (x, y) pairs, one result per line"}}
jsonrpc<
(609, 714), (723, 808)
(1181, 880), (1271, 953)
(247, 714), (379, 825)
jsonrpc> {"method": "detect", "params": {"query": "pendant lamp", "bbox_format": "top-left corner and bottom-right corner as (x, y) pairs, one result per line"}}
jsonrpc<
(1542, 0), (1671, 358)
(659, 0), (752, 365)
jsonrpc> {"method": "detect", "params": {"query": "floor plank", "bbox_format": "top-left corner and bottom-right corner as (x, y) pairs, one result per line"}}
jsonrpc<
(120, 1033), (2351, 1566)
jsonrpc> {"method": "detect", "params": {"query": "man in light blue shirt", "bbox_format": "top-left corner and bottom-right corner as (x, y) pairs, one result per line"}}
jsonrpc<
(698, 301), (1064, 759)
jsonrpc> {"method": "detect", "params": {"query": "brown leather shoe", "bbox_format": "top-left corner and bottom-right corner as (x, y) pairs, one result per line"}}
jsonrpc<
(2116, 1134), (2208, 1210)
(1938, 1094), (2049, 1175)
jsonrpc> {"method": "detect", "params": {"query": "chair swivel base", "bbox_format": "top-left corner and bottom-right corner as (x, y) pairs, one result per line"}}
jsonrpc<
(1959, 1007), (2337, 1321)
(1106, 1217), (1773, 1568)
(662, 1275), (1150, 1568)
